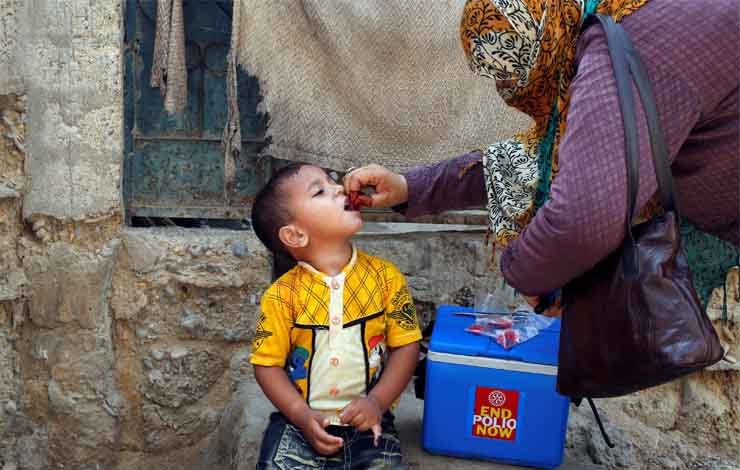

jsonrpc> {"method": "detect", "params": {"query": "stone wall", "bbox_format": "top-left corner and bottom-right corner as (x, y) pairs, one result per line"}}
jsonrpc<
(0, 2), (738, 470)
(0, 1), (24, 94)
(0, 91), (30, 469)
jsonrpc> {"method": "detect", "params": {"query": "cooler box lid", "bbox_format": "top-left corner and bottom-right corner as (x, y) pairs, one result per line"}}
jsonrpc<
(429, 304), (561, 367)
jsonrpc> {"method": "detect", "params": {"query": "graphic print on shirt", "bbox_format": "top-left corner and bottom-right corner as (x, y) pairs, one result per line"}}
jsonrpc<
(287, 346), (309, 381)
(253, 312), (273, 351)
(388, 288), (418, 331)
(368, 334), (386, 385)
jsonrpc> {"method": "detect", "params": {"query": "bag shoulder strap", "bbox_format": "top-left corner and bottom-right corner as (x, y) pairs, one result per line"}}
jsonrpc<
(624, 39), (676, 213)
(595, 14), (677, 229)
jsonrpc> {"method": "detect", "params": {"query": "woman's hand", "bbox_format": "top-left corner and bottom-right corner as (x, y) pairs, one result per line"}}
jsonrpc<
(342, 164), (408, 209)
(522, 294), (563, 317)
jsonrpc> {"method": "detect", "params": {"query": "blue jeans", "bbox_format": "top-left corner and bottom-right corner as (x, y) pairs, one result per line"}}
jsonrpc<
(256, 412), (407, 470)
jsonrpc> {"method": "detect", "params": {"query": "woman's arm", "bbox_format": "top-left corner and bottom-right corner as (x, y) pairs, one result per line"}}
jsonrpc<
(401, 151), (487, 217)
(342, 151), (487, 216)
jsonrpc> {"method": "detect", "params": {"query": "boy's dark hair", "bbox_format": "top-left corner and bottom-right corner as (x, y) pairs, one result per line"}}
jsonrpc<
(250, 162), (309, 257)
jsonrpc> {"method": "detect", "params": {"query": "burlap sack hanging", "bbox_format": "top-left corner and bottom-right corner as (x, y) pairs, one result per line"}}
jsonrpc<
(224, 0), (531, 173)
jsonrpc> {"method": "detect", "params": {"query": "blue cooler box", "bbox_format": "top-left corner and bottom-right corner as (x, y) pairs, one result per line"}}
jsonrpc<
(422, 305), (569, 469)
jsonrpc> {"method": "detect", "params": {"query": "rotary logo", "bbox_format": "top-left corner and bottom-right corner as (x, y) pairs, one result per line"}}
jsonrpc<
(488, 390), (506, 407)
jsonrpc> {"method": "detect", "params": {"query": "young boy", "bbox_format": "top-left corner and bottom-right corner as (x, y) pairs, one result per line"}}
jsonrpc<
(250, 162), (421, 469)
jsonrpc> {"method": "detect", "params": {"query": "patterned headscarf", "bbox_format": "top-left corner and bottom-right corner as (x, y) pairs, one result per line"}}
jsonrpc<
(460, 0), (647, 246)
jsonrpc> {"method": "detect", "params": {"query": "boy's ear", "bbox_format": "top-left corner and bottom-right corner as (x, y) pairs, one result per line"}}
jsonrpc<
(278, 224), (309, 249)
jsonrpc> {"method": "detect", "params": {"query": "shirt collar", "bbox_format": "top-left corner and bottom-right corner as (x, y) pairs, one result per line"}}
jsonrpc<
(298, 245), (357, 281)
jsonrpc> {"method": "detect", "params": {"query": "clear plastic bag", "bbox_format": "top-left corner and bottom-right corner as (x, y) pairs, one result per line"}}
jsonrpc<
(465, 303), (555, 349)
(473, 280), (520, 314)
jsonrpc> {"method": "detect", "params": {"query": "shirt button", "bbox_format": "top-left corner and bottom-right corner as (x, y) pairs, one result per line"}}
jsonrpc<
(331, 317), (341, 326)
(331, 279), (340, 290)
(330, 357), (339, 367)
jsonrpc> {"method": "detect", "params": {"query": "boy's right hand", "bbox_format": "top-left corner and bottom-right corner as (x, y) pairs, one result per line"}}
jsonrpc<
(296, 410), (344, 455)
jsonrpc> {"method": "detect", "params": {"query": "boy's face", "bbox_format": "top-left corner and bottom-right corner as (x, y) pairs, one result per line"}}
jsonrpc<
(284, 165), (363, 245)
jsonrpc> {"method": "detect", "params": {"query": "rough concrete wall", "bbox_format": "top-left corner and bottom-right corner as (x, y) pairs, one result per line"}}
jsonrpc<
(0, 163), (274, 470)
(0, 93), (31, 469)
(20, 0), (122, 221)
(0, 1), (24, 94)
(108, 228), (272, 469)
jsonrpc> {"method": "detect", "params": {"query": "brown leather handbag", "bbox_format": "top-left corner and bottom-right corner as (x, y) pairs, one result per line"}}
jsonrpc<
(557, 15), (724, 399)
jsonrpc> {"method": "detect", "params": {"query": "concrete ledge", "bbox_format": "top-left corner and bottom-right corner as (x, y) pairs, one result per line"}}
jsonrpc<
(358, 222), (487, 236)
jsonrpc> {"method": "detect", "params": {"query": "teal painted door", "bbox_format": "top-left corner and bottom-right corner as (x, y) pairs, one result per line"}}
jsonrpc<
(123, 0), (270, 222)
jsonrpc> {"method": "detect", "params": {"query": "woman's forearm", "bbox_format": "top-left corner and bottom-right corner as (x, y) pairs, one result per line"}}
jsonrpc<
(402, 151), (487, 217)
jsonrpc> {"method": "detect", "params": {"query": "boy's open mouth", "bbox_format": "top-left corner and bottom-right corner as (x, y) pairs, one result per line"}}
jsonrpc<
(345, 191), (370, 211)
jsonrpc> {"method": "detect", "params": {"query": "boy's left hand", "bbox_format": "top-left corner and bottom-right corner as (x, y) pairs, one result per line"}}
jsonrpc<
(339, 395), (383, 446)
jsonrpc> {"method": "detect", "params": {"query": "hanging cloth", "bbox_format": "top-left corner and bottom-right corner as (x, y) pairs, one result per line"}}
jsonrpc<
(150, 0), (187, 115)
(222, 0), (531, 174)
